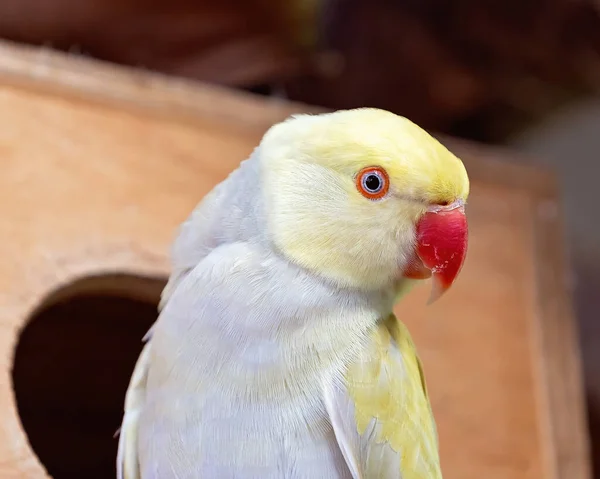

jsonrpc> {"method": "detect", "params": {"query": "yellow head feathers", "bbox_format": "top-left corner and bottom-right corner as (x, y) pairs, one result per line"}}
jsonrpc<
(259, 108), (469, 291)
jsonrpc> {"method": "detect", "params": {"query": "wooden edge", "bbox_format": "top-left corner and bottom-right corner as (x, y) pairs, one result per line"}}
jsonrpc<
(30, 274), (167, 315)
(531, 193), (593, 479)
(0, 39), (326, 136)
(0, 39), (557, 197)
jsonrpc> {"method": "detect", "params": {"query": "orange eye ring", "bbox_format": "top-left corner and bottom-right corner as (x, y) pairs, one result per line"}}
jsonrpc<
(356, 166), (390, 200)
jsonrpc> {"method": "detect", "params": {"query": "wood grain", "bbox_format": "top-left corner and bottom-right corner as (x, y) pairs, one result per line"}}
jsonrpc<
(0, 40), (591, 479)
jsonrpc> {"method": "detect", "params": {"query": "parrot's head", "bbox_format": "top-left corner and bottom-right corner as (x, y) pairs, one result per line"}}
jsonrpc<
(259, 108), (469, 301)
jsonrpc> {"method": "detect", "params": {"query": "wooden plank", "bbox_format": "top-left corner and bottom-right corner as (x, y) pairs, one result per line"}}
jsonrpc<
(0, 40), (590, 479)
(0, 40), (323, 137)
(532, 197), (592, 479)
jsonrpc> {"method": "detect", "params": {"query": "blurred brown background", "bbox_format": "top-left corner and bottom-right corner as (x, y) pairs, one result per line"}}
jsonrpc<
(2, 0), (599, 476)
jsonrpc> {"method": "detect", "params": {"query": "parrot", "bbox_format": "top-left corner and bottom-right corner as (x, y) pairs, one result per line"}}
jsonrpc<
(116, 107), (469, 479)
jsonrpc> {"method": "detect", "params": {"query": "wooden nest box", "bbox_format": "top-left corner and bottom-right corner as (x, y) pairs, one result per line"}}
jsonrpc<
(0, 41), (592, 479)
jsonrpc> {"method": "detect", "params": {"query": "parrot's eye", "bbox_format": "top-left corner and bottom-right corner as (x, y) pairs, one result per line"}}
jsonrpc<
(356, 166), (389, 200)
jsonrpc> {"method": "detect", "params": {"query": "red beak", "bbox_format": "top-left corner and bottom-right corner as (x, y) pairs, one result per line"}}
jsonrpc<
(403, 200), (468, 303)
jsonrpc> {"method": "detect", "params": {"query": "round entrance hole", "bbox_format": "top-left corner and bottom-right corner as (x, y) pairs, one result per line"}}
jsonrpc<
(12, 274), (166, 479)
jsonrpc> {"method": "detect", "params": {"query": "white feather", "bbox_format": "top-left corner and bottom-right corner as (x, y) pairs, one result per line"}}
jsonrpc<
(117, 341), (152, 479)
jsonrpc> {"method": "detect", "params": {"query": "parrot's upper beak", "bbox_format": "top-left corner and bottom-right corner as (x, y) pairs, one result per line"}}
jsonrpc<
(403, 200), (468, 303)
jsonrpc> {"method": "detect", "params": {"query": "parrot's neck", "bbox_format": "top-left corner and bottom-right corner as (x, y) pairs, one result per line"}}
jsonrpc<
(153, 244), (398, 404)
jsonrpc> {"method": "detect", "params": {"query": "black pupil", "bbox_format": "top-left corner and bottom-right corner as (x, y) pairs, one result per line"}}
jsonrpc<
(364, 174), (381, 191)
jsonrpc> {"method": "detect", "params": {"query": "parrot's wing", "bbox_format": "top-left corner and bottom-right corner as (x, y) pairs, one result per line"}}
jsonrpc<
(159, 195), (218, 311)
(323, 314), (441, 479)
(116, 340), (152, 479)
(159, 155), (260, 311)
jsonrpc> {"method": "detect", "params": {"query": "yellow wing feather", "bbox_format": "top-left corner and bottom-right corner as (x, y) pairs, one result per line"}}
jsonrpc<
(342, 314), (441, 479)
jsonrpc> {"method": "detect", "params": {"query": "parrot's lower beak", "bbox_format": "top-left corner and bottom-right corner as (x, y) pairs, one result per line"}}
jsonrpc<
(403, 200), (468, 304)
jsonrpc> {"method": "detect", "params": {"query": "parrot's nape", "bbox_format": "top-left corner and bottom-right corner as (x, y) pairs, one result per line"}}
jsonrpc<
(117, 107), (469, 479)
